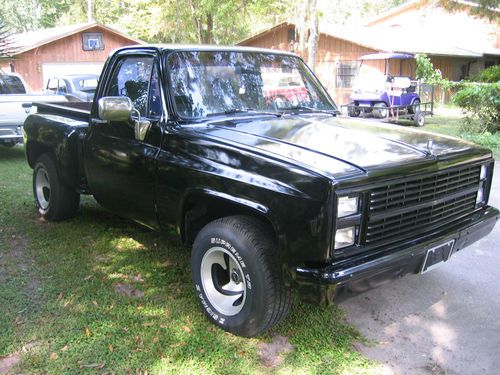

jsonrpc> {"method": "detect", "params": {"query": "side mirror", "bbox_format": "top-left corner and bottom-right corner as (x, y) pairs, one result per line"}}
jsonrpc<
(98, 96), (132, 122)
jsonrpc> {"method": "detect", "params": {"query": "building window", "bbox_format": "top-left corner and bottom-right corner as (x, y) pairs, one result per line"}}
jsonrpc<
(82, 32), (104, 51)
(335, 61), (358, 88)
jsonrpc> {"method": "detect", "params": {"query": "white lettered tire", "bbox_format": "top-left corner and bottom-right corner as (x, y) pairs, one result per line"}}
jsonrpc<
(191, 215), (291, 337)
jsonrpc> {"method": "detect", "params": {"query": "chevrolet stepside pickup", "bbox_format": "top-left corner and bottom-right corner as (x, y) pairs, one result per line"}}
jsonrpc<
(23, 45), (499, 337)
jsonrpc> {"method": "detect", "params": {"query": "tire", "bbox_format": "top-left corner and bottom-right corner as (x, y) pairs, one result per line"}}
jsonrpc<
(414, 111), (425, 127)
(33, 153), (80, 221)
(409, 99), (420, 114)
(373, 102), (388, 119)
(191, 215), (291, 337)
(348, 102), (360, 117)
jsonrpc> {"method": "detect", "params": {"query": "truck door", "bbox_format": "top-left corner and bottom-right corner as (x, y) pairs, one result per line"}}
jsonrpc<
(85, 53), (163, 229)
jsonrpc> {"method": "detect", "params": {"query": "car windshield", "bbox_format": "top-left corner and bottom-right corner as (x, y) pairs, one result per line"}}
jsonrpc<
(168, 51), (336, 119)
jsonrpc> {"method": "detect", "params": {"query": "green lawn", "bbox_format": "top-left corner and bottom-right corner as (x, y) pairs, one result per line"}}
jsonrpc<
(401, 110), (500, 159)
(0, 145), (384, 374)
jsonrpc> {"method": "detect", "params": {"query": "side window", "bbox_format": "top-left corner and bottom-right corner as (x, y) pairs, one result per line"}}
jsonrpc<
(47, 79), (58, 93)
(57, 80), (67, 94)
(106, 56), (154, 116)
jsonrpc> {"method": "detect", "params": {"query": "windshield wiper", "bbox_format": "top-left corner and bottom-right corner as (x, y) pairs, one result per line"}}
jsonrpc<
(208, 108), (283, 118)
(280, 105), (338, 116)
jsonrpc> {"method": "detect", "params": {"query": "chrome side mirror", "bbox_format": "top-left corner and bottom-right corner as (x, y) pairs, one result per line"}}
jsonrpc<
(98, 96), (132, 121)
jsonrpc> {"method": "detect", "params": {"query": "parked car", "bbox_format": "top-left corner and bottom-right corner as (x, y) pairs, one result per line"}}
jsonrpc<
(45, 74), (99, 102)
(0, 72), (66, 147)
(348, 53), (421, 118)
(23, 46), (498, 336)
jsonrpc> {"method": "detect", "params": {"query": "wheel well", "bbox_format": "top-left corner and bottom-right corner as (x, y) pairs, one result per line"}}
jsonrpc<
(181, 195), (277, 246)
(26, 141), (53, 168)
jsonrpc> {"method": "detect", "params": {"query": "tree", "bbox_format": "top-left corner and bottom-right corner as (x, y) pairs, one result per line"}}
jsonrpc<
(0, 22), (13, 59)
(423, 0), (500, 22)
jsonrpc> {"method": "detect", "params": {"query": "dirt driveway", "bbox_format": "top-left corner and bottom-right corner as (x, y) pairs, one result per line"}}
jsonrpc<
(340, 163), (500, 375)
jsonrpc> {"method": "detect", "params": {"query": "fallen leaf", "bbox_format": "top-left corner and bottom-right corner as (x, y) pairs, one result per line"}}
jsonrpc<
(92, 300), (98, 307)
(114, 283), (144, 298)
(142, 322), (154, 327)
(56, 293), (63, 302)
(108, 344), (114, 352)
(85, 327), (91, 337)
(49, 352), (58, 360)
(181, 325), (191, 333)
(61, 345), (69, 352)
(84, 275), (93, 281)
(160, 324), (167, 329)
(132, 274), (144, 282)
(153, 336), (159, 343)
(63, 300), (71, 307)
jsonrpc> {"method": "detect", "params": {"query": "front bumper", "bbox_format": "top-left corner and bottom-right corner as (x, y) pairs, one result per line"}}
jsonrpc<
(296, 206), (499, 302)
(0, 125), (23, 144)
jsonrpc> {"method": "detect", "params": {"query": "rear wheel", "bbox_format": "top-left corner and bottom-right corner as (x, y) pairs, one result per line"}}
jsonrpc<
(33, 153), (80, 221)
(414, 111), (425, 127)
(373, 102), (388, 119)
(191, 215), (291, 337)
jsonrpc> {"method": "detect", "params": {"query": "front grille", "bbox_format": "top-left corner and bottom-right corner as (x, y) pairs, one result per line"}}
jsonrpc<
(365, 165), (481, 245)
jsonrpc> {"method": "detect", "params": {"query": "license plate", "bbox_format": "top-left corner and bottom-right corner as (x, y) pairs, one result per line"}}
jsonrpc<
(420, 239), (455, 274)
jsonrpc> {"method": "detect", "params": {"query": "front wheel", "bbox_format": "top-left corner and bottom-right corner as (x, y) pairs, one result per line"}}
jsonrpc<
(348, 102), (360, 117)
(33, 153), (80, 221)
(191, 216), (291, 337)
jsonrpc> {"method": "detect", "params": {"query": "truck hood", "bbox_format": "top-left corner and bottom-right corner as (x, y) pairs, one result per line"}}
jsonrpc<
(201, 115), (491, 178)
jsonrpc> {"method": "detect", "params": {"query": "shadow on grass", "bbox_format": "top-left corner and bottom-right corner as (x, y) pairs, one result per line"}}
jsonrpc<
(0, 145), (25, 161)
(8, 199), (373, 374)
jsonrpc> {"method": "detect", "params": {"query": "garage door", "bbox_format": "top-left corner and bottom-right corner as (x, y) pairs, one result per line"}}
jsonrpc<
(41, 62), (104, 87)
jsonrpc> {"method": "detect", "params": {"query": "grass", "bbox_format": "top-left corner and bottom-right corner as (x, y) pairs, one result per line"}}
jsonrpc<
(399, 109), (500, 159)
(0, 145), (385, 374)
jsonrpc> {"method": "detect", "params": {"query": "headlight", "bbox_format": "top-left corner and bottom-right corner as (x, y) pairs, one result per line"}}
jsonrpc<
(335, 227), (355, 249)
(479, 164), (488, 180)
(337, 195), (359, 218)
(476, 164), (490, 207)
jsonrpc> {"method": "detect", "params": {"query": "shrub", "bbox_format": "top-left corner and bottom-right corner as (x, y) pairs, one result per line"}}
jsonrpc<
(453, 82), (500, 134)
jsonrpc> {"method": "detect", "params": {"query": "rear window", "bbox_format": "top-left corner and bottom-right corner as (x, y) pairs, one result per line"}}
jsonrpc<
(0, 74), (27, 94)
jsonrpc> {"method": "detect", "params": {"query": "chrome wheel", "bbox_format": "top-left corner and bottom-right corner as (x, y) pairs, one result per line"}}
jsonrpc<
(35, 166), (51, 210)
(200, 246), (246, 316)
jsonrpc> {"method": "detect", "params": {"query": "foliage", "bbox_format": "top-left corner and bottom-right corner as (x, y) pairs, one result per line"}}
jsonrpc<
(415, 53), (451, 88)
(453, 82), (500, 133)
(469, 65), (500, 83)
(427, 0), (500, 22)
(0, 22), (13, 58)
(0, 145), (387, 374)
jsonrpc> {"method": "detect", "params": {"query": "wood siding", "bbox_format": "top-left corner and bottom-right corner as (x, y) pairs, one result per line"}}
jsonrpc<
(4, 26), (138, 91)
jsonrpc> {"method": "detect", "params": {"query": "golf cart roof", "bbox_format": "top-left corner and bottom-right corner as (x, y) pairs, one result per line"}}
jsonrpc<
(358, 52), (414, 60)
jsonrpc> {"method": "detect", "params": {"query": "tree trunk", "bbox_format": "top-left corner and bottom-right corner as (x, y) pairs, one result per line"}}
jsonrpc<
(206, 13), (213, 44)
(307, 0), (318, 71)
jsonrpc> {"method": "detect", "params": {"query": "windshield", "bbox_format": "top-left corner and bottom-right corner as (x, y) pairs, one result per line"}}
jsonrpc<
(353, 64), (393, 92)
(168, 51), (336, 118)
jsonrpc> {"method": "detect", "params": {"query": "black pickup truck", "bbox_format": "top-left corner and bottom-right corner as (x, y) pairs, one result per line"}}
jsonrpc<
(24, 45), (498, 337)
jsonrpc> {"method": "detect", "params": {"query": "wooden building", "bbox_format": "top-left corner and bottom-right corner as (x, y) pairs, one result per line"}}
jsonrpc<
(238, 1), (500, 105)
(1, 22), (143, 91)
